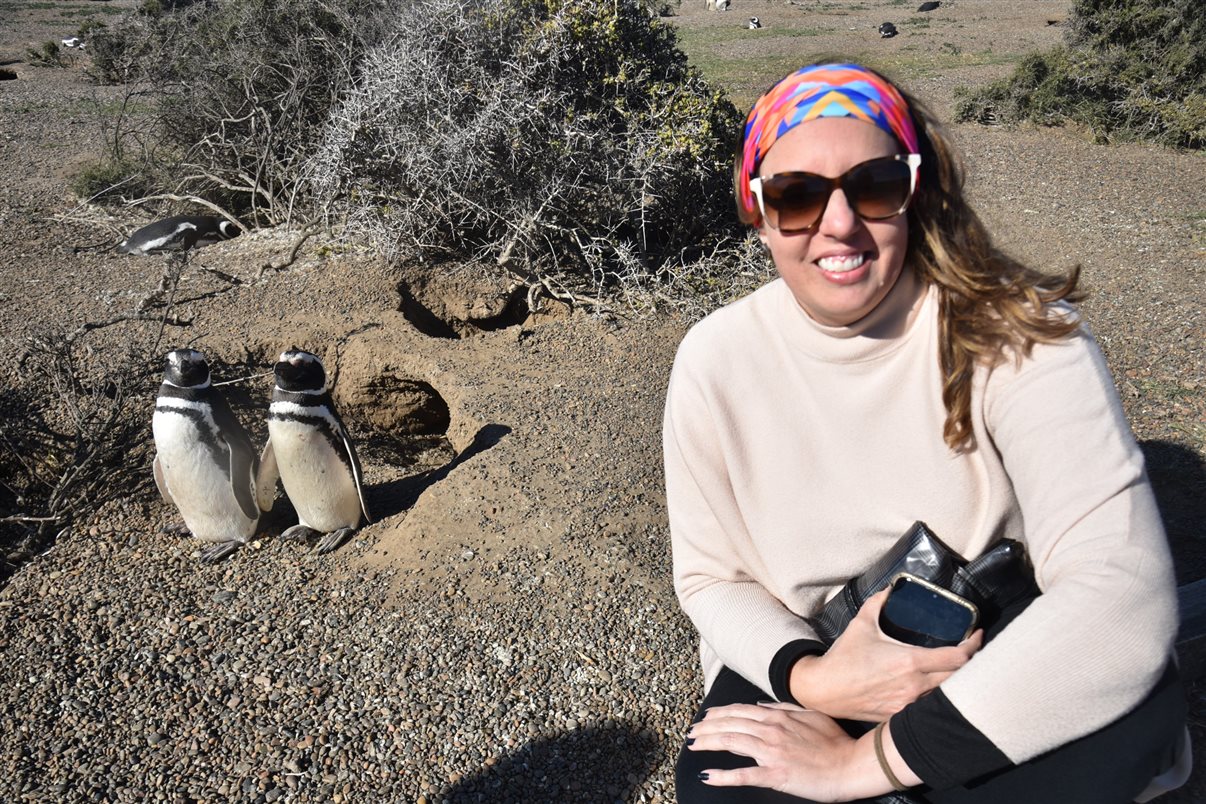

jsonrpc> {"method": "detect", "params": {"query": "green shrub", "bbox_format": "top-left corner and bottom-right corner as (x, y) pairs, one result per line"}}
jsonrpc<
(26, 41), (65, 67)
(310, 0), (742, 289)
(71, 158), (152, 203)
(955, 0), (1205, 148)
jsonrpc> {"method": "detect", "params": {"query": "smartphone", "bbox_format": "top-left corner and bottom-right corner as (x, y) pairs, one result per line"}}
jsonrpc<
(878, 573), (979, 648)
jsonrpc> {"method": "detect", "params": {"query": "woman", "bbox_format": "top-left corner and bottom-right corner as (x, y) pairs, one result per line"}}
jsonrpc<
(663, 63), (1187, 803)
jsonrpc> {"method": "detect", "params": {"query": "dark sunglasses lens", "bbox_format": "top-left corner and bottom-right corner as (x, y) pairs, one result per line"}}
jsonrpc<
(762, 174), (829, 232)
(845, 159), (912, 220)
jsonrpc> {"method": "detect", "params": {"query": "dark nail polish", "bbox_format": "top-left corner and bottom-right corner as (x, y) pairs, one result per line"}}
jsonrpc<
(698, 771), (710, 782)
(685, 737), (695, 746)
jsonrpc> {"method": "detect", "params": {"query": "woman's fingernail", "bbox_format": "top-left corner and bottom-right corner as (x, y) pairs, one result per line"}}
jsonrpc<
(685, 737), (695, 746)
(698, 771), (710, 782)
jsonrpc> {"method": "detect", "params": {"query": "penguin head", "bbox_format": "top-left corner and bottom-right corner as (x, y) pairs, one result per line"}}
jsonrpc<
(274, 349), (327, 393)
(163, 348), (211, 388)
(218, 220), (242, 240)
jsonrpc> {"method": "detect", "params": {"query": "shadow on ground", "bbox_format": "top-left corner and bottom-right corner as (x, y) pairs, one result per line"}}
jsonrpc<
(368, 423), (511, 520)
(1142, 440), (1206, 586)
(438, 723), (659, 803)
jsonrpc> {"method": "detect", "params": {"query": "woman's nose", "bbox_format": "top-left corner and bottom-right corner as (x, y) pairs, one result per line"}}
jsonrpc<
(816, 188), (860, 237)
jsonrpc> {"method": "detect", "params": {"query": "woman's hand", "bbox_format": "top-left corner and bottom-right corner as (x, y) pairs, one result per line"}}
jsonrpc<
(686, 702), (909, 802)
(791, 588), (982, 721)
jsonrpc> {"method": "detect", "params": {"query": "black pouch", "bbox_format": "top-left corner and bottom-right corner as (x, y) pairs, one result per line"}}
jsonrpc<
(810, 521), (1040, 646)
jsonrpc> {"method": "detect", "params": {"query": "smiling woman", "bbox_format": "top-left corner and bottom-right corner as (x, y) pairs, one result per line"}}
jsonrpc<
(664, 62), (1189, 803)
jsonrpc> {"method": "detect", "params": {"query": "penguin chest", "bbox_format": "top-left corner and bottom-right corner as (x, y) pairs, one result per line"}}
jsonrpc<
(268, 419), (361, 531)
(152, 408), (256, 542)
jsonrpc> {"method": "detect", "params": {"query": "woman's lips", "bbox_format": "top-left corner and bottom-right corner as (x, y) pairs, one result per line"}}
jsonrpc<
(816, 252), (871, 284)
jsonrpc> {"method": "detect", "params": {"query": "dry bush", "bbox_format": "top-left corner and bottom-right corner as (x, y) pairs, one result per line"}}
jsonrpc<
(0, 264), (191, 585)
(85, 0), (391, 221)
(308, 0), (743, 303)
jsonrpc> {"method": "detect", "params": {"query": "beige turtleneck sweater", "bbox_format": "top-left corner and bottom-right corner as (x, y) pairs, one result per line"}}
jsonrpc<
(663, 269), (1177, 765)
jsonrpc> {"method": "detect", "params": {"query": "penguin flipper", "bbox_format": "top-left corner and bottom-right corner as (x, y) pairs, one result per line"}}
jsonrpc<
(227, 438), (260, 522)
(209, 391), (260, 522)
(334, 417), (372, 524)
(152, 454), (177, 507)
(256, 439), (279, 512)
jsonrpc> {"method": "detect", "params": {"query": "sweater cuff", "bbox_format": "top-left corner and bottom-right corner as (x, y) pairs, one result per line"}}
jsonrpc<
(891, 688), (1012, 789)
(769, 639), (828, 704)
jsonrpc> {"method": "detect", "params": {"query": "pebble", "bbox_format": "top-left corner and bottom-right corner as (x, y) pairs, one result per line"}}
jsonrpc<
(0, 527), (700, 801)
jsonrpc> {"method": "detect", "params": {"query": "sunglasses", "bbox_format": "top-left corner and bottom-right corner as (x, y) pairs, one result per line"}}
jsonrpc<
(749, 154), (921, 234)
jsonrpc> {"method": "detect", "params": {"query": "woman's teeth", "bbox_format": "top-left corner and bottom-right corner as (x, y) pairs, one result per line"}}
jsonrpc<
(817, 253), (866, 273)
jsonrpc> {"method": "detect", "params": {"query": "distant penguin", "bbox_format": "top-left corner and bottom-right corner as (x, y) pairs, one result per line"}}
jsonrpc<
(152, 349), (268, 563)
(917, 1), (940, 11)
(715, 0), (729, 10)
(260, 349), (370, 555)
(879, 22), (898, 38)
(748, 17), (761, 29)
(119, 215), (241, 256)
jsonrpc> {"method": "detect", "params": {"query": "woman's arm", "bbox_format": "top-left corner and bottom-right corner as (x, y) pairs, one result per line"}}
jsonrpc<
(893, 328), (1178, 785)
(664, 351), (823, 693)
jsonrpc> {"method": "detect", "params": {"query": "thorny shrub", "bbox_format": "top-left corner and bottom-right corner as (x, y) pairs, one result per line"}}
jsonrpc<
(82, 0), (762, 312)
(955, 0), (1205, 148)
(85, 0), (390, 222)
(308, 0), (744, 297)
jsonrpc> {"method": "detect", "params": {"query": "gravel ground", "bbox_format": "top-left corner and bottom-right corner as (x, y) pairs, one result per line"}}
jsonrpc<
(1, 0), (1204, 802)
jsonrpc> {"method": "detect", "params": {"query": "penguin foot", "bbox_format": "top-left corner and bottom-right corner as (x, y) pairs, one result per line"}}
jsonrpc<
(315, 528), (357, 555)
(281, 524), (321, 543)
(161, 522), (191, 537)
(199, 540), (242, 563)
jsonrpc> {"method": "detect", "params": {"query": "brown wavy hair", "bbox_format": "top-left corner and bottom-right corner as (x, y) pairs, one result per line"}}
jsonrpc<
(734, 64), (1082, 452)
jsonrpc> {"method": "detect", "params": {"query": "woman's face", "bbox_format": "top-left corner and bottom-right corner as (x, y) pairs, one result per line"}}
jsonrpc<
(756, 117), (910, 327)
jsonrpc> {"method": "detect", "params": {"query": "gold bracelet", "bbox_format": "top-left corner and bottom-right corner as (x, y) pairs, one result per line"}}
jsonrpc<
(873, 721), (910, 792)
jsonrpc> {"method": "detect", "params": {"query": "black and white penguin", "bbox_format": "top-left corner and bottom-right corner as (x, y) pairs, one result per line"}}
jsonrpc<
(152, 349), (268, 563)
(748, 17), (761, 29)
(879, 22), (899, 38)
(119, 215), (241, 256)
(259, 350), (370, 555)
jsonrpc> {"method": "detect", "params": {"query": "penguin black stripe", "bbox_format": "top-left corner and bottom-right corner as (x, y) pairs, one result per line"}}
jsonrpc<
(267, 409), (354, 474)
(154, 403), (229, 477)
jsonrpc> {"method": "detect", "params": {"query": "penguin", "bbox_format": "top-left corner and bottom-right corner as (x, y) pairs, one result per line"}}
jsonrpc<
(119, 215), (241, 256)
(917, 1), (940, 11)
(152, 349), (269, 563)
(879, 22), (899, 38)
(748, 17), (761, 29)
(259, 349), (370, 555)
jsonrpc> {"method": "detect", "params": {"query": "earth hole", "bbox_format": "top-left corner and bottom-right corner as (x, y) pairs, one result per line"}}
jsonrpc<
(396, 261), (531, 339)
(334, 368), (461, 519)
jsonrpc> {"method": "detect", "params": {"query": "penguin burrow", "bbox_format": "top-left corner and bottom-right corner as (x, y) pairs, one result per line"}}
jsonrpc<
(151, 349), (273, 563)
(260, 349), (371, 555)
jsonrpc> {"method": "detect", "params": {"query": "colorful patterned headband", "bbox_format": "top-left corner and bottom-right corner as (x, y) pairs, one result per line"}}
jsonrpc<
(737, 63), (920, 223)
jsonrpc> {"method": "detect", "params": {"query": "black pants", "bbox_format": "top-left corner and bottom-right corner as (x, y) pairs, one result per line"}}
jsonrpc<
(676, 661), (1185, 804)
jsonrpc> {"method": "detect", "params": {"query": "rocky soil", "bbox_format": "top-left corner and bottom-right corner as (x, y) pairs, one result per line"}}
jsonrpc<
(0, 0), (1203, 802)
